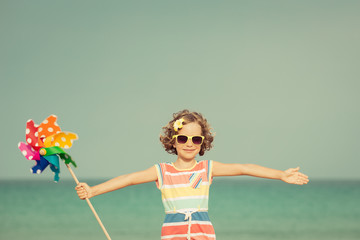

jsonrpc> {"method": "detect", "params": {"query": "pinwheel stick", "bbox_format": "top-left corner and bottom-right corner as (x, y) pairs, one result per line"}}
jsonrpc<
(66, 164), (112, 240)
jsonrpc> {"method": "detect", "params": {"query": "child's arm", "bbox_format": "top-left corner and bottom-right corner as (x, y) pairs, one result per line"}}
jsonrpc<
(75, 166), (158, 199)
(212, 161), (309, 185)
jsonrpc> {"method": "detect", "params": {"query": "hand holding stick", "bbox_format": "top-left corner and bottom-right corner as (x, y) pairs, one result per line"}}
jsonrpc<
(68, 164), (112, 240)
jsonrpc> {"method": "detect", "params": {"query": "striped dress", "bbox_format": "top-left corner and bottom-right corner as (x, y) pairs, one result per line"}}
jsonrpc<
(155, 160), (216, 240)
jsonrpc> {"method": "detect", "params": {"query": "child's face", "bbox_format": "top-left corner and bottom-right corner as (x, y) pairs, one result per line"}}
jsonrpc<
(174, 122), (202, 162)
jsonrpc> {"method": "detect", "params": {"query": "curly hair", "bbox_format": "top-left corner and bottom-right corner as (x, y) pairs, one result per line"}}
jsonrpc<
(160, 109), (214, 156)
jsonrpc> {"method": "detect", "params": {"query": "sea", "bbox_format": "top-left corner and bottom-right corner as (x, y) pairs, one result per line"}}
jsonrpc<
(1, 178), (359, 240)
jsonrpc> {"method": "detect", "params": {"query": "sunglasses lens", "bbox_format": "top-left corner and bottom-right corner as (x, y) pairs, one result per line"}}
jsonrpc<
(192, 136), (203, 145)
(177, 135), (188, 144)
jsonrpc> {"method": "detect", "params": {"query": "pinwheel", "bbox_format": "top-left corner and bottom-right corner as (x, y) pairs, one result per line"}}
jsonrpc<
(18, 115), (111, 240)
(18, 115), (78, 182)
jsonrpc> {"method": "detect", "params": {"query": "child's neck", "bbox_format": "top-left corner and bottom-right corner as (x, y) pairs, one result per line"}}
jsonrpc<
(173, 158), (197, 170)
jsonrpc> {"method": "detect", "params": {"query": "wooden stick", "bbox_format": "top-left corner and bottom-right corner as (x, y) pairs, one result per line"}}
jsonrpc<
(66, 164), (112, 240)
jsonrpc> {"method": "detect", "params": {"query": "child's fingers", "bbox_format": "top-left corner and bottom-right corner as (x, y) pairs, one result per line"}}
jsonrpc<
(299, 176), (309, 183)
(299, 172), (309, 179)
(288, 167), (300, 173)
(295, 175), (309, 185)
(75, 182), (89, 200)
(75, 182), (87, 190)
(77, 190), (88, 199)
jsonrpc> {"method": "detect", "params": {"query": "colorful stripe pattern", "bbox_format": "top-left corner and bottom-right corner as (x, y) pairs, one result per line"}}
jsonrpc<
(155, 160), (215, 240)
(189, 172), (203, 189)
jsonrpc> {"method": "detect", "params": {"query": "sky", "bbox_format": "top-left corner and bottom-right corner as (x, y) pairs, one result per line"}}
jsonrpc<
(1, 0), (359, 181)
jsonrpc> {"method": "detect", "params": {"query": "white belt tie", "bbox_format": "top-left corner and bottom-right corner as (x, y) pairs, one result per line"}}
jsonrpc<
(177, 210), (199, 240)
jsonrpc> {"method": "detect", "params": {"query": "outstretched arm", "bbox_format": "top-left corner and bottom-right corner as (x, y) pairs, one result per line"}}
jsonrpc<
(212, 161), (309, 185)
(75, 166), (158, 199)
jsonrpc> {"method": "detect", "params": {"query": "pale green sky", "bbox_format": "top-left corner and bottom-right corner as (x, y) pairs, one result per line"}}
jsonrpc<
(1, 0), (359, 180)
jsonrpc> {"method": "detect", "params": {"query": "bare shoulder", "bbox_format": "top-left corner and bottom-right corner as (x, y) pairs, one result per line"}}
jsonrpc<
(140, 165), (158, 181)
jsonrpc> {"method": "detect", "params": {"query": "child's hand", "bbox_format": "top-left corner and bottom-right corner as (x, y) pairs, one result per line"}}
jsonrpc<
(75, 182), (93, 199)
(281, 167), (309, 185)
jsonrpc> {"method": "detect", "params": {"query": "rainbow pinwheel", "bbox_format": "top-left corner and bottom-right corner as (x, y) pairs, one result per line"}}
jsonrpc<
(18, 115), (78, 182)
(17, 115), (111, 239)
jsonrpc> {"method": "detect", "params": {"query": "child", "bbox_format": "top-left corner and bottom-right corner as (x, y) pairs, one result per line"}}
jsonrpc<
(76, 109), (309, 240)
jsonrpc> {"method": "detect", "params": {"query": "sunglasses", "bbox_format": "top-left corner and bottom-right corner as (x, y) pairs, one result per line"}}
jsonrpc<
(172, 135), (205, 145)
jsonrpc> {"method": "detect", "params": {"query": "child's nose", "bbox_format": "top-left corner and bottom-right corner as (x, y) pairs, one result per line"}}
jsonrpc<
(186, 138), (193, 147)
